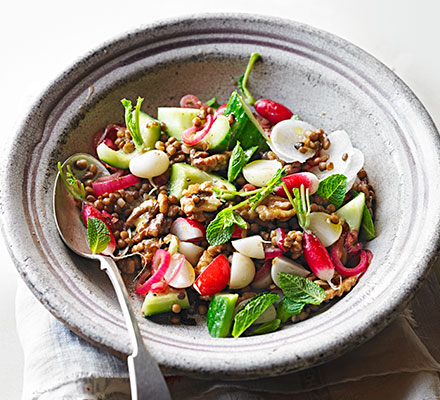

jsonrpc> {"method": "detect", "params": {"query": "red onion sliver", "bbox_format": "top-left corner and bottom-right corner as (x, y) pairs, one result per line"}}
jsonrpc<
(344, 230), (363, 255)
(180, 94), (201, 108)
(135, 249), (171, 295)
(275, 228), (287, 252)
(181, 114), (215, 146)
(264, 248), (284, 260)
(92, 174), (140, 196)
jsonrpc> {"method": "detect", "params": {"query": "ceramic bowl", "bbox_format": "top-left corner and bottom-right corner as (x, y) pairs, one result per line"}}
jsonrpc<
(2, 14), (440, 379)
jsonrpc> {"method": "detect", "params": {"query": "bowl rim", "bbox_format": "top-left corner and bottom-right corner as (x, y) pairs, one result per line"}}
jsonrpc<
(2, 12), (440, 378)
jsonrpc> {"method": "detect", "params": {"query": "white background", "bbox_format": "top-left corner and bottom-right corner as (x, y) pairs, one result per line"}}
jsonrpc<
(1, 1), (439, 398)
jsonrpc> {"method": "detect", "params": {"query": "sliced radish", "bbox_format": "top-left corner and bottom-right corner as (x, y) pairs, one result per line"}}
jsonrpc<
(129, 150), (170, 180)
(229, 252), (256, 289)
(135, 249), (171, 295)
(269, 119), (318, 162)
(274, 228), (287, 252)
(308, 130), (364, 191)
(303, 232), (335, 281)
(178, 241), (204, 266)
(193, 255), (230, 295)
(231, 225), (247, 239)
(242, 160), (283, 187)
(150, 281), (168, 293)
(275, 172), (319, 197)
(168, 259), (195, 289)
(271, 257), (310, 287)
(170, 218), (205, 242)
(252, 260), (273, 289)
(264, 248), (284, 260)
(232, 235), (265, 259)
(163, 253), (185, 283)
(309, 212), (343, 247)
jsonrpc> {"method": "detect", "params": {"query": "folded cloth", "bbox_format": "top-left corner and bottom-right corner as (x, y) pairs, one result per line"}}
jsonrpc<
(16, 273), (440, 400)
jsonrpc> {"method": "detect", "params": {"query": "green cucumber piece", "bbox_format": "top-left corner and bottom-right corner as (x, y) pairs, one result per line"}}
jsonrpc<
(97, 111), (160, 169)
(204, 115), (231, 151)
(168, 163), (236, 200)
(207, 293), (239, 338)
(336, 192), (365, 232)
(139, 111), (161, 150)
(96, 142), (136, 169)
(157, 107), (199, 141)
(141, 288), (189, 317)
(223, 91), (269, 150)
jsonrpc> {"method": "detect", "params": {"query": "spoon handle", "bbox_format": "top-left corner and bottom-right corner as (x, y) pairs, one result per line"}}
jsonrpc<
(98, 255), (172, 400)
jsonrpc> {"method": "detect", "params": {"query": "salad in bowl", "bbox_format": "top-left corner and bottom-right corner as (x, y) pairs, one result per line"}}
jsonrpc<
(58, 53), (375, 338)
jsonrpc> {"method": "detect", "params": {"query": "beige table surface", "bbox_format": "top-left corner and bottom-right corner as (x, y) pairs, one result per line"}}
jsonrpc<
(1, 1), (439, 398)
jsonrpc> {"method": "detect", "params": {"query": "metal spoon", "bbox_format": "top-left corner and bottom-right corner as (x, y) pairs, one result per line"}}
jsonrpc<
(53, 153), (172, 400)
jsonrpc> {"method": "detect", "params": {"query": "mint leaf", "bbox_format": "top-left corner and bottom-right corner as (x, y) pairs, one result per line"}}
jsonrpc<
(232, 293), (280, 338)
(227, 142), (258, 182)
(248, 167), (286, 210)
(121, 97), (144, 147)
(206, 209), (245, 246)
(278, 272), (325, 305)
(276, 297), (306, 323)
(87, 217), (111, 254)
(360, 205), (376, 241)
(251, 318), (281, 335)
(205, 96), (219, 109)
(316, 174), (347, 209)
(238, 52), (261, 105)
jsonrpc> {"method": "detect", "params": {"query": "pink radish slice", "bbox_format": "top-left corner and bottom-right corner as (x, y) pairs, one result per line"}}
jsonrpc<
(163, 253), (185, 284)
(264, 248), (284, 260)
(181, 114), (215, 146)
(168, 259), (195, 289)
(92, 173), (140, 196)
(275, 228), (287, 252)
(252, 260), (273, 289)
(274, 172), (319, 197)
(135, 249), (171, 295)
(150, 281), (168, 293)
(170, 218), (205, 242)
(302, 232), (335, 281)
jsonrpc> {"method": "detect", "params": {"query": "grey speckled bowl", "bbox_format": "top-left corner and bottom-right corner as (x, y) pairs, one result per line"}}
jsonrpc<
(2, 14), (440, 379)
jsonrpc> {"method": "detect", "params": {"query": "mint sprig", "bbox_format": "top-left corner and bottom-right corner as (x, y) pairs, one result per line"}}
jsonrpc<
(87, 217), (111, 254)
(238, 52), (261, 105)
(227, 141), (258, 182)
(205, 96), (219, 109)
(360, 205), (376, 241)
(276, 297), (306, 323)
(252, 318), (281, 335)
(232, 292), (280, 338)
(316, 174), (347, 209)
(57, 162), (86, 202)
(121, 97), (144, 148)
(207, 168), (286, 245)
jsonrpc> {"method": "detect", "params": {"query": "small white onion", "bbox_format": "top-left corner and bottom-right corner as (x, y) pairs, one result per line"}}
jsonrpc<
(242, 160), (282, 187)
(229, 252), (256, 289)
(309, 212), (343, 247)
(271, 257), (309, 287)
(129, 150), (169, 179)
(232, 235), (265, 259)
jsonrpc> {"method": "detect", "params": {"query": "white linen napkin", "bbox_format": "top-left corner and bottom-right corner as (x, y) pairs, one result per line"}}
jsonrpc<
(16, 273), (440, 400)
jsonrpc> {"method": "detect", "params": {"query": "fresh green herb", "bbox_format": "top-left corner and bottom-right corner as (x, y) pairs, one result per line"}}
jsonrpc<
(205, 96), (219, 109)
(276, 297), (306, 323)
(227, 141), (258, 182)
(316, 174), (347, 209)
(121, 97), (144, 148)
(251, 318), (281, 335)
(57, 162), (86, 202)
(87, 217), (111, 254)
(206, 208), (247, 246)
(207, 168), (286, 245)
(360, 205), (376, 241)
(278, 272), (325, 305)
(238, 52), (261, 105)
(232, 293), (280, 338)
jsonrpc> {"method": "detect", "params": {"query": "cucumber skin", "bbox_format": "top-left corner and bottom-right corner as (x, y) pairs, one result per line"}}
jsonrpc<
(223, 91), (269, 151)
(139, 111), (161, 150)
(168, 163), (236, 200)
(336, 192), (365, 232)
(157, 107), (199, 141)
(141, 289), (189, 317)
(205, 115), (231, 151)
(207, 293), (239, 338)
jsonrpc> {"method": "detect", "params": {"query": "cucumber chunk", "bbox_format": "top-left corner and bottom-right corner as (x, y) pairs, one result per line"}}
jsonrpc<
(141, 288), (189, 317)
(168, 163), (236, 200)
(223, 91), (269, 150)
(204, 115), (231, 151)
(97, 111), (160, 169)
(157, 107), (199, 141)
(207, 293), (239, 338)
(336, 192), (365, 232)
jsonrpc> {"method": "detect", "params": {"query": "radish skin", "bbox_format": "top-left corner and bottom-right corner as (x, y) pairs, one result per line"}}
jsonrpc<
(303, 232), (335, 281)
